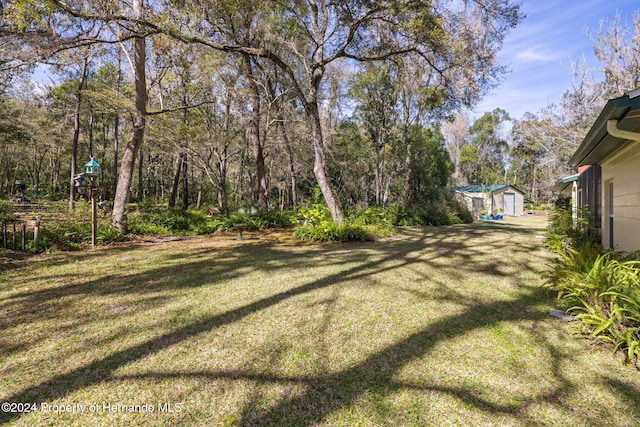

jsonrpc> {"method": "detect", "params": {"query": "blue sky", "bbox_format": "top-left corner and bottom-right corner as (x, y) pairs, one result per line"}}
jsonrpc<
(473, 0), (640, 120)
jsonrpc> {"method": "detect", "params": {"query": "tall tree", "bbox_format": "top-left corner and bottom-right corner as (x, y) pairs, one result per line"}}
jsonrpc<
(459, 108), (510, 185)
(442, 113), (470, 186)
(111, 0), (147, 231)
(45, 0), (523, 222)
(589, 11), (640, 101)
(242, 54), (269, 211)
(68, 55), (90, 210)
(349, 63), (397, 206)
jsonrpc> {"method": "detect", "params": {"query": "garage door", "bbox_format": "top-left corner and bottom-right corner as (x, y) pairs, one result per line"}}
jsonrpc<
(504, 193), (515, 216)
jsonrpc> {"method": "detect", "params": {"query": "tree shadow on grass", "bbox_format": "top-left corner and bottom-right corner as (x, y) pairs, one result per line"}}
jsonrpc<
(232, 285), (554, 425)
(0, 221), (558, 425)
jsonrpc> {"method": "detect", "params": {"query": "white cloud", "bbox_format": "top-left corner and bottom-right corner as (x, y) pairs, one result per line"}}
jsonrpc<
(476, 0), (640, 120)
(515, 48), (560, 64)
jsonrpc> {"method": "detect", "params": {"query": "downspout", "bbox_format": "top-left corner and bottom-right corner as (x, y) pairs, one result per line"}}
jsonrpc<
(607, 120), (640, 142)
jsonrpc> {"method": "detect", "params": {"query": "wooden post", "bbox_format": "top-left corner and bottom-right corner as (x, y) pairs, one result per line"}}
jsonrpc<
(22, 222), (26, 251)
(12, 222), (16, 250)
(2, 221), (6, 249)
(91, 185), (97, 248)
(33, 217), (40, 253)
(27, 218), (40, 253)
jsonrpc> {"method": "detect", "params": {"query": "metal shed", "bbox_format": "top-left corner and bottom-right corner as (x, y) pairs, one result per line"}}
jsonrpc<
(453, 184), (525, 217)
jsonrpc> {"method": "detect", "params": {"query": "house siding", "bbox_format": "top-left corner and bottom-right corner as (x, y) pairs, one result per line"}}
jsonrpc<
(601, 141), (640, 252)
(577, 165), (601, 230)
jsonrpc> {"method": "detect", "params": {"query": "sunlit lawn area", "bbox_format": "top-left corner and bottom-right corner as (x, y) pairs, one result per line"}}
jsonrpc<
(1, 217), (639, 426)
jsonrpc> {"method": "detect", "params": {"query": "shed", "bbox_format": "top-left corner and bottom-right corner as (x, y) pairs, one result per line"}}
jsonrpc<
(453, 184), (525, 217)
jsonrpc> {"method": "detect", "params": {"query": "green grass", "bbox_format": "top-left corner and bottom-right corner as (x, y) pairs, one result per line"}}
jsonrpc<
(1, 217), (639, 426)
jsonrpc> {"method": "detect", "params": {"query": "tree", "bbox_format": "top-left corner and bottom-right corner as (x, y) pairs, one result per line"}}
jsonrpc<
(589, 11), (640, 101)
(404, 125), (452, 208)
(459, 108), (510, 185)
(510, 106), (578, 205)
(68, 55), (90, 210)
(111, 0), (147, 231)
(442, 113), (470, 186)
(348, 63), (398, 206)
(42, 0), (523, 222)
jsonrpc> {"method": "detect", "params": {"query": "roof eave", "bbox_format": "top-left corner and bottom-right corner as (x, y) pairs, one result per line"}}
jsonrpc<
(570, 91), (640, 167)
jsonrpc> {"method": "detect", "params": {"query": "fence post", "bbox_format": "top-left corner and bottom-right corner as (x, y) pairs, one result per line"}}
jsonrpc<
(33, 217), (40, 253)
(22, 222), (26, 251)
(12, 222), (16, 250)
(2, 222), (5, 249)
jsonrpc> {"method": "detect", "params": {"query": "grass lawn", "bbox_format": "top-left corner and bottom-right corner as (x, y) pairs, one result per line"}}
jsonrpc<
(1, 216), (639, 426)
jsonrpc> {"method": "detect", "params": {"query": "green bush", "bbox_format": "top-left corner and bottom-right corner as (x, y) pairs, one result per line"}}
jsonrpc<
(38, 217), (123, 251)
(546, 244), (640, 365)
(447, 197), (474, 224)
(0, 201), (17, 222)
(127, 207), (295, 236)
(380, 200), (472, 227)
(292, 204), (396, 242)
(545, 206), (640, 365)
(293, 199), (331, 226)
(351, 206), (397, 226)
(293, 221), (374, 242)
(545, 207), (600, 254)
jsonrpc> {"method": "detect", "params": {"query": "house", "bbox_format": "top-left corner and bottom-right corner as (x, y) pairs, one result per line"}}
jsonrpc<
(552, 173), (579, 203)
(570, 88), (640, 252)
(453, 184), (525, 217)
(553, 165), (601, 231)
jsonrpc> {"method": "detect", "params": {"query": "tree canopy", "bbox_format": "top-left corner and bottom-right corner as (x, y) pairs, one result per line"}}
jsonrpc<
(0, 0), (525, 223)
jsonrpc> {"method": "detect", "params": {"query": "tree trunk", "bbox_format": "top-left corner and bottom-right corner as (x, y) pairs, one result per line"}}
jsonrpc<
(168, 153), (182, 208)
(375, 148), (382, 206)
(403, 125), (413, 208)
(181, 150), (189, 209)
(112, 54), (122, 200)
(305, 100), (344, 222)
(69, 56), (89, 210)
(281, 122), (297, 207)
(137, 147), (144, 201)
(243, 54), (268, 212)
(216, 153), (228, 214)
(112, 0), (146, 232)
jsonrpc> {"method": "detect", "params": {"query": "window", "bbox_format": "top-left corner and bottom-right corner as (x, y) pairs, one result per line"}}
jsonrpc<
(606, 181), (614, 249)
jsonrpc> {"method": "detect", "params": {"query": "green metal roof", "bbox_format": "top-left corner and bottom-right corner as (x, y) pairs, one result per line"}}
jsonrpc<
(552, 173), (578, 193)
(558, 173), (579, 184)
(570, 88), (640, 166)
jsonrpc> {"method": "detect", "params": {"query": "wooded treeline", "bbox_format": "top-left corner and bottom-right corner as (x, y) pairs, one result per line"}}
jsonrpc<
(1, 2), (639, 225)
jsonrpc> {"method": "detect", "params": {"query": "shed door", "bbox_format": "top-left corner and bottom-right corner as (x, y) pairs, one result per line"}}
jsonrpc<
(504, 193), (515, 216)
(472, 197), (483, 212)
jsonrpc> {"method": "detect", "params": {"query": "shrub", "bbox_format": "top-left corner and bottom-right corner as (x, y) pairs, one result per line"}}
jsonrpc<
(351, 207), (397, 226)
(293, 221), (374, 242)
(545, 206), (600, 254)
(545, 207), (640, 365)
(292, 205), (397, 242)
(447, 197), (474, 224)
(127, 207), (294, 236)
(546, 245), (640, 365)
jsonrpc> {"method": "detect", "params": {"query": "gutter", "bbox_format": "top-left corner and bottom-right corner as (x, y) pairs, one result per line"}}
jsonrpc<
(607, 120), (640, 142)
